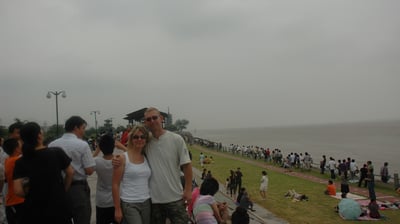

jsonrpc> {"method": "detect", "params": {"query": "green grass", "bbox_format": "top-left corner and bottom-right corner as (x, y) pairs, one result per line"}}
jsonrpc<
(190, 145), (400, 224)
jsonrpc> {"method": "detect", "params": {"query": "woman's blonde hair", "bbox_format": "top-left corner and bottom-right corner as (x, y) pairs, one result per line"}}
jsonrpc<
(127, 125), (152, 148)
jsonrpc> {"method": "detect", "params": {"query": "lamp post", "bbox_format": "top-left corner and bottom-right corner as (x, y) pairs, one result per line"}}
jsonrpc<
(46, 90), (66, 137)
(90, 110), (100, 139)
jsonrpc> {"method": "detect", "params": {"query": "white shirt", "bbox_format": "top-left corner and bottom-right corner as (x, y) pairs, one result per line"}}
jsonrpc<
(145, 131), (191, 203)
(94, 157), (113, 207)
(49, 133), (95, 181)
(328, 160), (336, 170)
(350, 161), (358, 172)
(120, 152), (151, 203)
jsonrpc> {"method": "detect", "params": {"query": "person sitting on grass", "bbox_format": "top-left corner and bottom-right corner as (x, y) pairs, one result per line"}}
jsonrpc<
(368, 199), (381, 219)
(324, 180), (336, 196)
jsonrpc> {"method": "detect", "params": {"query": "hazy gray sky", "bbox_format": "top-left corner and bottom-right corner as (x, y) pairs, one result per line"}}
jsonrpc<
(1, 0), (400, 131)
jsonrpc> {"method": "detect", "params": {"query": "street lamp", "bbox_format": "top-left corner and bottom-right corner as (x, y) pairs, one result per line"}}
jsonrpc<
(90, 110), (100, 139)
(46, 90), (66, 137)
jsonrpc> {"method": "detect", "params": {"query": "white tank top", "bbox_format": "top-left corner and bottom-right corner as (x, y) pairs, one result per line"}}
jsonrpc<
(120, 152), (151, 203)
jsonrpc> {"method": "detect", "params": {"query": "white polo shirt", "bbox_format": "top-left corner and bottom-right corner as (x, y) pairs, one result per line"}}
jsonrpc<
(49, 133), (95, 181)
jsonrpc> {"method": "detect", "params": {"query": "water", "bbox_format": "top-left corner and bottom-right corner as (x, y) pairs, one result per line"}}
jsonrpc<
(193, 120), (400, 174)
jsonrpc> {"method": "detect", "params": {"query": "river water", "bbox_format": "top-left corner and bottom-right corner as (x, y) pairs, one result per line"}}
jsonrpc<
(194, 120), (400, 174)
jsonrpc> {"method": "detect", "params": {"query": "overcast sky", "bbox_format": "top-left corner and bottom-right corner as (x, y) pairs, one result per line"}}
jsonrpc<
(1, 0), (399, 131)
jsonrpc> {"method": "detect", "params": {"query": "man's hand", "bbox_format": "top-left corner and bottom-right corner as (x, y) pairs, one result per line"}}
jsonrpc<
(183, 188), (192, 205)
(112, 154), (123, 168)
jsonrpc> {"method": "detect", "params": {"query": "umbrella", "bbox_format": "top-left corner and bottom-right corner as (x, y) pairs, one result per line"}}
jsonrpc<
(338, 198), (362, 220)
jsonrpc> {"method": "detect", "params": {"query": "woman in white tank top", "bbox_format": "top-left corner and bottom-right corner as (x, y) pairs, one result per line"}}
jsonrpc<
(112, 125), (152, 224)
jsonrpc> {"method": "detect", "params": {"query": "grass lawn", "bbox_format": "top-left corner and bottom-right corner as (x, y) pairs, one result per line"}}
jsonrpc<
(189, 145), (400, 224)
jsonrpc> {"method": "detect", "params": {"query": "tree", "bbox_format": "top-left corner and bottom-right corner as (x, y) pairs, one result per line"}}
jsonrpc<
(115, 125), (126, 134)
(175, 119), (189, 132)
(165, 123), (177, 132)
(44, 124), (64, 144)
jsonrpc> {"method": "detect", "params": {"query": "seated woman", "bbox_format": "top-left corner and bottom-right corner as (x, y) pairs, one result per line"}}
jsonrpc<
(193, 177), (228, 224)
(368, 199), (381, 219)
(324, 180), (336, 196)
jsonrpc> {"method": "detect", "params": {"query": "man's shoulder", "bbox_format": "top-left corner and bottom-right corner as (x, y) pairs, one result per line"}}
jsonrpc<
(164, 131), (185, 141)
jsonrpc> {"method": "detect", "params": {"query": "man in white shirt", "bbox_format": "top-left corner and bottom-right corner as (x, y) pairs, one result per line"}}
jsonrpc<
(143, 107), (192, 224)
(49, 116), (96, 224)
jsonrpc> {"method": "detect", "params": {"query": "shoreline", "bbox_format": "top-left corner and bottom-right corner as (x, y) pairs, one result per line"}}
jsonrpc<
(192, 120), (400, 174)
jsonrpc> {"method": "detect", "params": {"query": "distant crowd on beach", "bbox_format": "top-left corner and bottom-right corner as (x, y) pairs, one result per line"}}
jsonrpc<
(196, 140), (398, 221)
(199, 142), (394, 184)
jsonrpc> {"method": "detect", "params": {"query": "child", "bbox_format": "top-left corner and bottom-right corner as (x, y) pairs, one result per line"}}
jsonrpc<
(3, 138), (24, 224)
(225, 178), (230, 194)
(193, 177), (228, 224)
(94, 134), (116, 224)
(201, 168), (207, 180)
(260, 171), (268, 200)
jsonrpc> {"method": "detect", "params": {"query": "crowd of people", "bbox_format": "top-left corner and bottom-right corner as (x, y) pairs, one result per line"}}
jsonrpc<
(198, 140), (396, 222)
(0, 107), (193, 224)
(210, 143), (393, 185)
(1, 108), (396, 224)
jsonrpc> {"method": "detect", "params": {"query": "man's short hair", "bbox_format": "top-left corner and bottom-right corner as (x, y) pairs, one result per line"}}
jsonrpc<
(144, 107), (161, 116)
(65, 116), (87, 132)
(8, 122), (23, 134)
(3, 138), (19, 156)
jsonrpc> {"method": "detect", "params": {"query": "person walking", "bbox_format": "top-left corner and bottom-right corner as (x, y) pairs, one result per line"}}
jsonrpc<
(13, 122), (74, 224)
(235, 167), (243, 193)
(228, 170), (237, 200)
(366, 168), (376, 200)
(112, 125), (152, 224)
(380, 162), (389, 183)
(48, 116), (96, 224)
(328, 157), (336, 180)
(259, 171), (268, 200)
(320, 155), (326, 174)
(358, 164), (368, 187)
